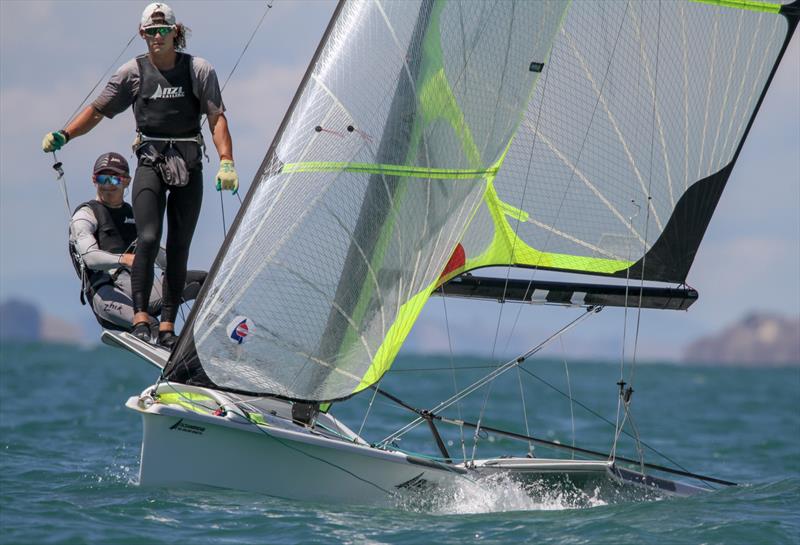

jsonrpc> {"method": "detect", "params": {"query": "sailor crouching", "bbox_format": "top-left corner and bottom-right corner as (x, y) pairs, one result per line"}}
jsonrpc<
(69, 152), (206, 341)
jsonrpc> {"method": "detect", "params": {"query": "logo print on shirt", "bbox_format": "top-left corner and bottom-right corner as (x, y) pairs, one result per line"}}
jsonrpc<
(149, 84), (185, 99)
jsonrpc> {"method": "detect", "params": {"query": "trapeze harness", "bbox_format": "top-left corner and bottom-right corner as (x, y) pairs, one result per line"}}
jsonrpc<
(132, 52), (207, 172)
(69, 200), (137, 329)
(130, 52), (207, 323)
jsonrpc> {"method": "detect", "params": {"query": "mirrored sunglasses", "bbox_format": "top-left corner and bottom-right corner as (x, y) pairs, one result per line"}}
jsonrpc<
(94, 174), (128, 186)
(144, 26), (173, 37)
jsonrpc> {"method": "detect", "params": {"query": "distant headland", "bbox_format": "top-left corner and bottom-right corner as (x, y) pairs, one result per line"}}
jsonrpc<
(0, 299), (85, 344)
(683, 312), (799, 367)
(1, 298), (797, 366)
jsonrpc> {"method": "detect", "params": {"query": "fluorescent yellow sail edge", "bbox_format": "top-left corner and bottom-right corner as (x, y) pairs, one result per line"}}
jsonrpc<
(688, 0), (782, 14)
(282, 161), (498, 180)
(470, 181), (634, 275)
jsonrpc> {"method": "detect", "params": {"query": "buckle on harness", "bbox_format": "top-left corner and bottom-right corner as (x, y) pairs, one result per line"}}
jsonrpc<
(133, 131), (208, 162)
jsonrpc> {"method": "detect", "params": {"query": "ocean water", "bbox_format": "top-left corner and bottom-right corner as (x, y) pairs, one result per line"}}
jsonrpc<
(1, 342), (798, 544)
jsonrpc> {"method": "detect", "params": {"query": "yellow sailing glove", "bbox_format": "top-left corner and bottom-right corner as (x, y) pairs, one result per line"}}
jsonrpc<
(42, 130), (69, 153)
(215, 159), (238, 195)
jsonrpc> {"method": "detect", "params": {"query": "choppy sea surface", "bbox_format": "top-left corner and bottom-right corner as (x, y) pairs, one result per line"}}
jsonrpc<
(1, 342), (798, 544)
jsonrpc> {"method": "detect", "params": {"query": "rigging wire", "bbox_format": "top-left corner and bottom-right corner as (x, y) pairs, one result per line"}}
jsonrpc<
(559, 337), (576, 459)
(515, 365), (534, 458)
(469, 2), (630, 465)
(49, 32), (137, 216)
(514, 365), (707, 483)
(379, 307), (599, 448)
(630, 0), (664, 471)
(384, 356), (718, 489)
(611, 0), (663, 469)
(357, 376), (383, 438)
(156, 381), (396, 497)
(631, 0), (662, 391)
(611, 201), (639, 461)
(468, 4), (562, 463)
(386, 354), (708, 482)
(439, 285), (469, 463)
(371, 382), (727, 488)
(220, 3), (273, 94)
(203, 1), (274, 238)
(51, 152), (72, 220)
(219, 190), (228, 236)
(499, 1), (631, 352)
(62, 35), (138, 128)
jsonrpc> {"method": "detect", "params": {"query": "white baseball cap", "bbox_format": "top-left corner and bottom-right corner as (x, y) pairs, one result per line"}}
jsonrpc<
(140, 3), (176, 29)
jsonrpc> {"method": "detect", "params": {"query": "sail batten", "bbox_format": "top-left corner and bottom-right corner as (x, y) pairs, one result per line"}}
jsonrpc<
(166, 0), (797, 402)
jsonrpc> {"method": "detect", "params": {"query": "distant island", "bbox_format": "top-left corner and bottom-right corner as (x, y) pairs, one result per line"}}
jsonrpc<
(2, 298), (798, 367)
(683, 312), (800, 366)
(0, 299), (85, 344)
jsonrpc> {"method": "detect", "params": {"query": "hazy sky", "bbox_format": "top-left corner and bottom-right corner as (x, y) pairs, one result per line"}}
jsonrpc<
(1, 1), (798, 361)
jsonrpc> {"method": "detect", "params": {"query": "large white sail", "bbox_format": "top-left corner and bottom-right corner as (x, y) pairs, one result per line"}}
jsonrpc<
(168, 0), (569, 400)
(166, 0), (797, 402)
(458, 0), (793, 282)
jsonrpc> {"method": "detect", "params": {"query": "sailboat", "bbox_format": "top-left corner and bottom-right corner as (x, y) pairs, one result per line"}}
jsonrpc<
(105, 0), (798, 504)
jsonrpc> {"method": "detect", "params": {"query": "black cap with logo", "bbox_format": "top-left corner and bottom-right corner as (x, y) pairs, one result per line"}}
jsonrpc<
(92, 152), (130, 176)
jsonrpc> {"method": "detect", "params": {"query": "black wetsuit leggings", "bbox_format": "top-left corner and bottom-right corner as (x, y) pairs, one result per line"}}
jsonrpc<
(131, 162), (203, 323)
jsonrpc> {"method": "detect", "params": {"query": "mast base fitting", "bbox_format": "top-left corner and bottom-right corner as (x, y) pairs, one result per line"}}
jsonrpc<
(292, 401), (320, 426)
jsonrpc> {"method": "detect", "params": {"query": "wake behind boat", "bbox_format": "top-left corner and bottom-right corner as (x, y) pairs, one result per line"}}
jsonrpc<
(104, 0), (797, 505)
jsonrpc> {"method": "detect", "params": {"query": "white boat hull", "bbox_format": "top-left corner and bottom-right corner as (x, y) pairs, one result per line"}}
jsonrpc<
(127, 385), (463, 504)
(126, 382), (705, 503)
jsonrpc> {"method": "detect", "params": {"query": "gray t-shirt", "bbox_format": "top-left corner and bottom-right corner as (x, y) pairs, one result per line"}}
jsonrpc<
(92, 55), (225, 119)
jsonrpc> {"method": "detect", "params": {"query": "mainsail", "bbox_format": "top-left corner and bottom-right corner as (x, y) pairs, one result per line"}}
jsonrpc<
(166, 0), (798, 402)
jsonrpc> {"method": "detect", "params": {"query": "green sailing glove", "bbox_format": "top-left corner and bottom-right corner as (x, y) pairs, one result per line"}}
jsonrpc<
(215, 159), (239, 195)
(42, 130), (69, 153)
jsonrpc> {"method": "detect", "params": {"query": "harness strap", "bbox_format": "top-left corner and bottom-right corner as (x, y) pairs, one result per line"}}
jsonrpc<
(133, 132), (208, 162)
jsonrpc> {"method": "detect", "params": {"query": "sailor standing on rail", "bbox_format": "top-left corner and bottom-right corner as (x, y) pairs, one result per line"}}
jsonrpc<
(43, 2), (237, 349)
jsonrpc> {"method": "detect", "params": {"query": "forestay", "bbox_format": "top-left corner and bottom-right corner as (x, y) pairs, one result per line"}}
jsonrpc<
(165, 0), (797, 402)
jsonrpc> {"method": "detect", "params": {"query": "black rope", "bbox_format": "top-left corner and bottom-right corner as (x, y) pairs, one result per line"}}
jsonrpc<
(224, 2), (273, 93)
(205, 1), (274, 240)
(63, 34), (137, 128)
(371, 382), (735, 487)
(441, 418), (736, 487)
(516, 366), (699, 479)
(219, 189), (228, 236)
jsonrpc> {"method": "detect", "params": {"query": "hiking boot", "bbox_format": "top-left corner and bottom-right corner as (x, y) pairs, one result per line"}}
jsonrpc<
(158, 330), (179, 351)
(131, 322), (151, 343)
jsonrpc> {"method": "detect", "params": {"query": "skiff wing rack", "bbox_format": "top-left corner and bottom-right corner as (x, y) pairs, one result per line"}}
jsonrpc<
(437, 274), (698, 310)
(101, 330), (169, 369)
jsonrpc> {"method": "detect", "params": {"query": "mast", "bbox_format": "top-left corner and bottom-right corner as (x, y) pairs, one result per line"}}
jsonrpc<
(314, 0), (436, 385)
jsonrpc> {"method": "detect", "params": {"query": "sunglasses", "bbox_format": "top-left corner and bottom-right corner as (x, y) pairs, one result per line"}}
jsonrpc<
(144, 26), (173, 37)
(94, 174), (128, 186)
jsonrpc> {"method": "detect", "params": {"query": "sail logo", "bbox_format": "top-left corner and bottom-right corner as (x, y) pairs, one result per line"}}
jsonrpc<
(149, 84), (185, 99)
(227, 315), (254, 344)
